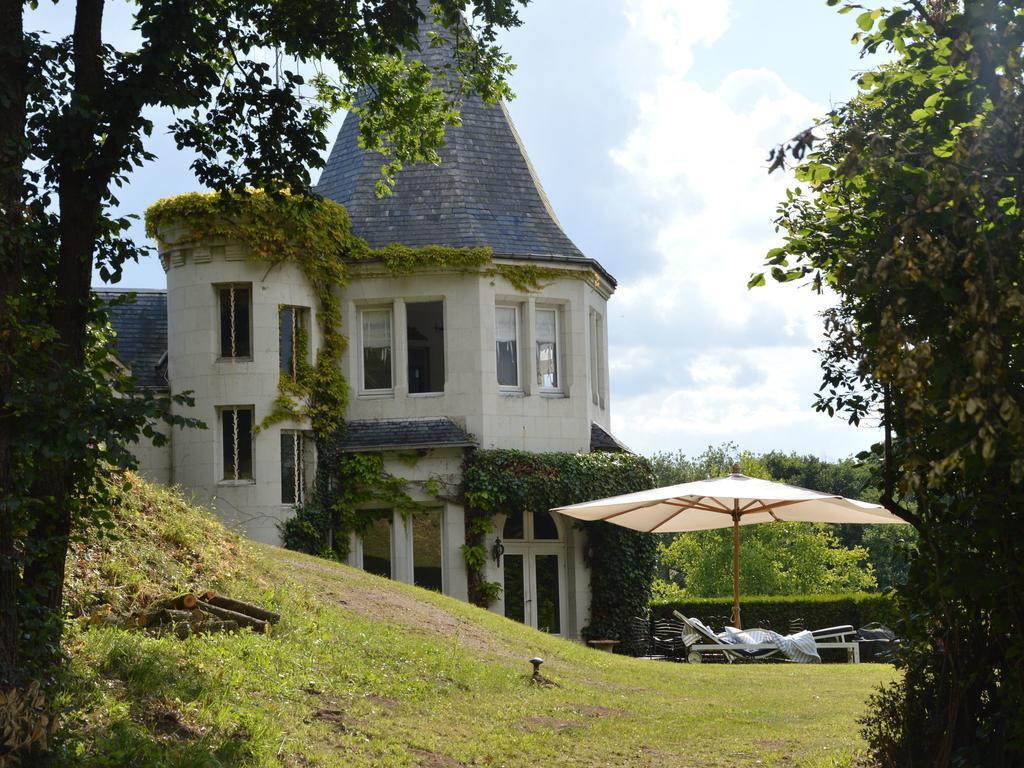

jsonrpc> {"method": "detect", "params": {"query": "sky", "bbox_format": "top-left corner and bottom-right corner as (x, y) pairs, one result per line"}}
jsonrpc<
(62, 0), (883, 461)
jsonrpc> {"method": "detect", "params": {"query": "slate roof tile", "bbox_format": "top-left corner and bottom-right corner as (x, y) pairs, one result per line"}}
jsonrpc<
(95, 289), (169, 390)
(340, 418), (475, 453)
(316, 3), (615, 287)
(590, 422), (632, 454)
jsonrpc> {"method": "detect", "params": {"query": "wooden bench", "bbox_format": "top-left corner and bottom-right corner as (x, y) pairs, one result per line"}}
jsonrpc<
(587, 639), (620, 653)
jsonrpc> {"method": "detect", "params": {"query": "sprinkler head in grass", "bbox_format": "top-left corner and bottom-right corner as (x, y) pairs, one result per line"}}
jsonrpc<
(529, 657), (544, 677)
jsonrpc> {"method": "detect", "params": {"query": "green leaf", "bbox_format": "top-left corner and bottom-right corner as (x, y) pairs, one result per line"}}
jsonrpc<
(856, 11), (875, 31)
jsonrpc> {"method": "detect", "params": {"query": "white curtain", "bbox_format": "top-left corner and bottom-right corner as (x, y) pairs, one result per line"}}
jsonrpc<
(362, 310), (392, 348)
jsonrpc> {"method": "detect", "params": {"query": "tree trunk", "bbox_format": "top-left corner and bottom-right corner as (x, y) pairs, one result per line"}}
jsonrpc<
(20, 0), (108, 674)
(0, 0), (27, 688)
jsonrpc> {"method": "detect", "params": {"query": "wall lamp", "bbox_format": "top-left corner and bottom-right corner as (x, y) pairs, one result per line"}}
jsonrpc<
(491, 537), (505, 566)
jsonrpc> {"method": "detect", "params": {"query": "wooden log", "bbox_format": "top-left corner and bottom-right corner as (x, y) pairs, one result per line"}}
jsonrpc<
(205, 595), (281, 624)
(170, 619), (239, 639)
(193, 620), (239, 635)
(202, 589), (218, 602)
(153, 593), (198, 610)
(195, 600), (269, 633)
(149, 609), (193, 626)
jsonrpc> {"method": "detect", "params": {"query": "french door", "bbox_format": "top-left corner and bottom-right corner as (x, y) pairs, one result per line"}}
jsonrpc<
(503, 544), (566, 635)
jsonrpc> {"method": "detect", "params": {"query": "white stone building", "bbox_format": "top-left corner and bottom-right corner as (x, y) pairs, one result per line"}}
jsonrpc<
(100, 14), (628, 639)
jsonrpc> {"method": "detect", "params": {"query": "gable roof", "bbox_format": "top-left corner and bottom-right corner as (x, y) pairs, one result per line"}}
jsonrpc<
(95, 289), (169, 390)
(316, 7), (614, 285)
(339, 418), (475, 453)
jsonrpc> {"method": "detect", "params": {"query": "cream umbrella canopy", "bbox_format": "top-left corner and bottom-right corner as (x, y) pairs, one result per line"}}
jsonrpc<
(552, 464), (908, 628)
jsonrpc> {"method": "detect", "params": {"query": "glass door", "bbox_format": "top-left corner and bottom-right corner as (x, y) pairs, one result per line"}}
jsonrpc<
(502, 546), (565, 635)
(503, 552), (526, 624)
(532, 552), (562, 635)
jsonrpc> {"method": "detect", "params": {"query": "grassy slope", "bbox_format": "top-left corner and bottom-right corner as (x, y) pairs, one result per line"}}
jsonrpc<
(57, 475), (896, 768)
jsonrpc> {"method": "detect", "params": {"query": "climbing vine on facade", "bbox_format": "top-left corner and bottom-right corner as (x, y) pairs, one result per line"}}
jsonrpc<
(461, 449), (658, 648)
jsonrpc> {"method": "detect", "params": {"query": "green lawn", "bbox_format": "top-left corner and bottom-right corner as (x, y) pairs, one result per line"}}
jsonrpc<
(56, 477), (896, 767)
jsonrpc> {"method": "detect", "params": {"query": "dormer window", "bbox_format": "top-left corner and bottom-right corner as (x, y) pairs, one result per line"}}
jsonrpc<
(360, 307), (393, 393)
(218, 284), (251, 359)
(496, 305), (520, 389)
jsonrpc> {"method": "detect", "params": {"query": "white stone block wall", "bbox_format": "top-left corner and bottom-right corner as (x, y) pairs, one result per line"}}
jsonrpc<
(163, 241), (320, 545)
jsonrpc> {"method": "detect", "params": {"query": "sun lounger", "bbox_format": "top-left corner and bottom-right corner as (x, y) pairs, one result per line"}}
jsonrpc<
(672, 611), (860, 664)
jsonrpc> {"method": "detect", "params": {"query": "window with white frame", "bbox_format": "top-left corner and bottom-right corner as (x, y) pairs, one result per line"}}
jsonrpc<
(280, 431), (311, 505)
(360, 308), (393, 392)
(279, 306), (310, 380)
(536, 307), (560, 390)
(220, 406), (254, 481)
(218, 284), (252, 359)
(590, 310), (606, 408)
(496, 305), (520, 388)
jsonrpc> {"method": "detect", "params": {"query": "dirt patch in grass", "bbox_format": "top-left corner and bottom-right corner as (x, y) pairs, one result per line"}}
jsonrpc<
(573, 704), (625, 718)
(309, 708), (360, 735)
(517, 716), (582, 734)
(753, 738), (794, 751)
(408, 747), (464, 767)
(137, 699), (203, 742)
(363, 694), (399, 710)
(276, 553), (517, 661)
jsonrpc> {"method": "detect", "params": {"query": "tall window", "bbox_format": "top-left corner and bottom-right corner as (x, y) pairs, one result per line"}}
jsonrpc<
(362, 514), (392, 578)
(406, 301), (445, 394)
(496, 305), (519, 388)
(279, 306), (309, 380)
(280, 431), (309, 505)
(360, 308), (393, 392)
(590, 310), (605, 408)
(412, 510), (443, 592)
(220, 406), (254, 481)
(218, 284), (251, 358)
(536, 308), (559, 390)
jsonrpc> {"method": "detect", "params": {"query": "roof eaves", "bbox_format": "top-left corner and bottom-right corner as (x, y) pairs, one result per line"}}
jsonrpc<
(339, 440), (476, 454)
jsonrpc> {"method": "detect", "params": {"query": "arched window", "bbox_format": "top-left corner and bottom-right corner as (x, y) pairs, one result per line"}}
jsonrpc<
(503, 510), (561, 541)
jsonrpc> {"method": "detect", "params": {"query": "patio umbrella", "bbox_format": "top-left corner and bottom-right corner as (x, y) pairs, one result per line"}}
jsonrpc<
(552, 464), (908, 628)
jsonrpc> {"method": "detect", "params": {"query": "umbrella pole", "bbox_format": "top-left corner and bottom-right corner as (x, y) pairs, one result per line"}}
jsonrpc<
(731, 511), (741, 629)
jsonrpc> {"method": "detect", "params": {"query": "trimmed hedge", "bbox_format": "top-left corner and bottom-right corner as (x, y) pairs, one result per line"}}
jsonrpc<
(651, 592), (898, 632)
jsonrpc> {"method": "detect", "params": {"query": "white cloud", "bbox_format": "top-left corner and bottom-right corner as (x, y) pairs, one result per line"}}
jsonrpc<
(608, 1), (877, 458)
(622, 0), (732, 75)
(613, 345), (873, 458)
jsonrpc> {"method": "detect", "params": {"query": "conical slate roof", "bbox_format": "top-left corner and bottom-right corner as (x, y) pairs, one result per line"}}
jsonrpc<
(317, 7), (607, 277)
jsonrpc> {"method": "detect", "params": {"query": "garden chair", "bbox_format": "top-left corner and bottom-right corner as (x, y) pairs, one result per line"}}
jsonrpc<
(651, 617), (688, 661)
(628, 616), (654, 658)
(673, 611), (860, 664)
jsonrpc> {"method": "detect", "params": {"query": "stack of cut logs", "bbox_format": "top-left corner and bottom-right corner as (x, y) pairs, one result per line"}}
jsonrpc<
(125, 591), (281, 638)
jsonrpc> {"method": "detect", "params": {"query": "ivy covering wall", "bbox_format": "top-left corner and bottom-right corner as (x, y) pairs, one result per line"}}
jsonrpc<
(462, 449), (658, 649)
